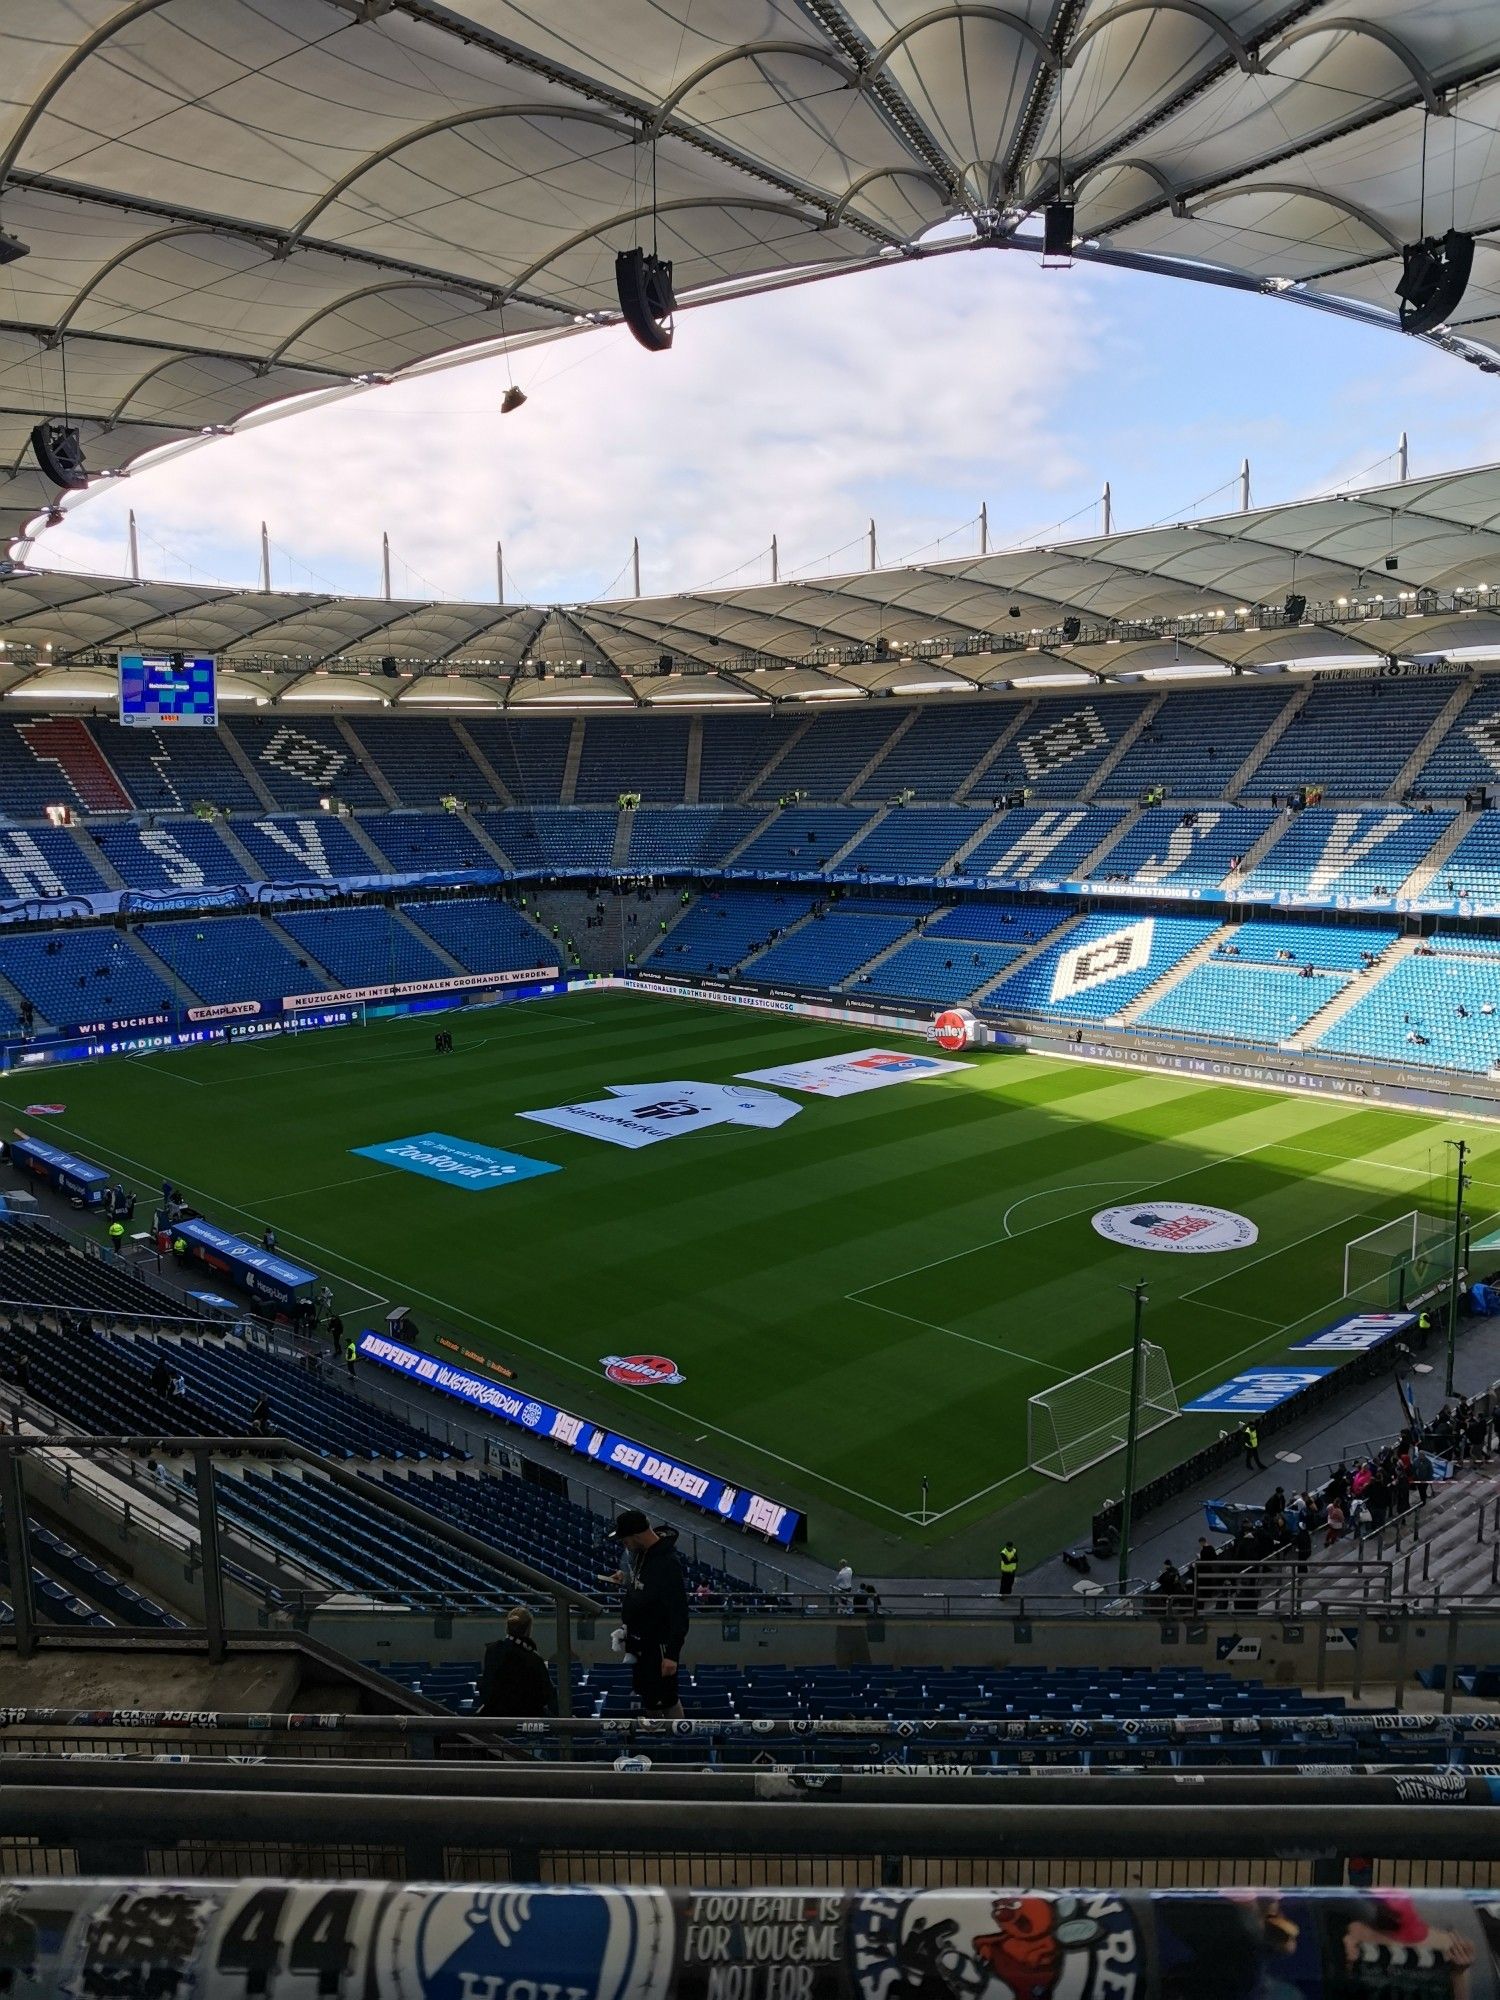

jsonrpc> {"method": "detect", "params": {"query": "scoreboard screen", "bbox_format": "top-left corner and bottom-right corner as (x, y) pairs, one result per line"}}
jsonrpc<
(119, 652), (217, 727)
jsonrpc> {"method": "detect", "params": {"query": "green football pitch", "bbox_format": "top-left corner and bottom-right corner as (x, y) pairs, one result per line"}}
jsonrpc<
(5, 989), (1495, 1574)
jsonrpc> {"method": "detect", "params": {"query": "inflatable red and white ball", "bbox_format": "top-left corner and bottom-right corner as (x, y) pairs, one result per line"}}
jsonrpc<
(933, 1008), (979, 1052)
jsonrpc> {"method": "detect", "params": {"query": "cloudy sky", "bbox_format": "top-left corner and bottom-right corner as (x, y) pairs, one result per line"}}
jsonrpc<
(33, 242), (1500, 607)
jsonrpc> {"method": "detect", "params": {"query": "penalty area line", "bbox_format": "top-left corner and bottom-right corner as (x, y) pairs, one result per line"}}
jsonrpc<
(849, 1295), (1071, 1377)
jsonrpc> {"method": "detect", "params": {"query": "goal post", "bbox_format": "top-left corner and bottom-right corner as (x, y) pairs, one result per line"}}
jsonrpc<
(1028, 1341), (1180, 1482)
(1342, 1210), (1448, 1309)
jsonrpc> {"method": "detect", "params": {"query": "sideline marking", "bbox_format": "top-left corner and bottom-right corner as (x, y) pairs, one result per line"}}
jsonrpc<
(0, 1096), (912, 1523)
(257, 1167), (400, 1205)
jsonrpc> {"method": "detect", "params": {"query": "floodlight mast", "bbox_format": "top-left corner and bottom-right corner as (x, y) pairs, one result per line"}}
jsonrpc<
(1117, 1279), (1148, 1592)
(1445, 1137), (1470, 1397)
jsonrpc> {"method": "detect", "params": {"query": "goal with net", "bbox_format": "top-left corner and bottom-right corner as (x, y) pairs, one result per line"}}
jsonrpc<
(1028, 1342), (1180, 1482)
(1342, 1210), (1448, 1310)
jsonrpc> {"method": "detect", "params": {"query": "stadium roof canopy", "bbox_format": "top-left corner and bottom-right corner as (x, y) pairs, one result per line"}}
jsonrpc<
(2, 0), (1500, 558)
(4, 462), (1500, 707)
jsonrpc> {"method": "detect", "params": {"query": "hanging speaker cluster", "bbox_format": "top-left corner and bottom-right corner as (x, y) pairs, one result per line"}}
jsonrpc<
(615, 246), (675, 352)
(1396, 230), (1475, 336)
(31, 421), (88, 490)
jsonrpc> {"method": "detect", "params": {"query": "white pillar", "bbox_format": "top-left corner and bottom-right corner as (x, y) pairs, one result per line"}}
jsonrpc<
(980, 502), (988, 556)
(869, 518), (877, 571)
(259, 521), (271, 594)
(496, 540), (504, 606)
(1399, 430), (1409, 482)
(631, 536), (640, 598)
(127, 509), (140, 582)
(1240, 458), (1251, 512)
(771, 534), (779, 584)
(381, 530), (391, 601)
(1101, 482), (1112, 536)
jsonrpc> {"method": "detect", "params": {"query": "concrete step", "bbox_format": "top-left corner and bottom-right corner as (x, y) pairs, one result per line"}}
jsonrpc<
(1220, 809), (1295, 891)
(335, 716), (399, 807)
(1082, 692), (1163, 800)
(1389, 678), (1475, 800)
(1226, 684), (1307, 798)
(558, 716), (585, 806)
(1397, 811), (1474, 901)
(450, 718), (514, 807)
(843, 709), (918, 802)
(737, 717), (811, 804)
(1117, 921), (1239, 1026)
(968, 911), (1086, 1007)
(955, 701), (1035, 802)
(1289, 934), (1420, 1050)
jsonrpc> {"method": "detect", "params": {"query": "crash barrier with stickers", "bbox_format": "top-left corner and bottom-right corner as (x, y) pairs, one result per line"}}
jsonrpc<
(1089, 1308), (1456, 1554)
(17, 1879), (1500, 1995)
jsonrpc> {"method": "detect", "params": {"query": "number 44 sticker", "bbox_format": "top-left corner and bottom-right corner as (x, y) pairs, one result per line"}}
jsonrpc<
(215, 1887), (376, 1997)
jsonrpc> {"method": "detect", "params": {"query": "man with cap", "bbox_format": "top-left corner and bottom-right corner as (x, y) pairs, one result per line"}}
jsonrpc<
(609, 1508), (690, 1719)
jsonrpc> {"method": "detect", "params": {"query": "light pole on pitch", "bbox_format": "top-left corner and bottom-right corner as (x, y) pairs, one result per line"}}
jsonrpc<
(1445, 1137), (1471, 1397)
(1117, 1280), (1148, 1593)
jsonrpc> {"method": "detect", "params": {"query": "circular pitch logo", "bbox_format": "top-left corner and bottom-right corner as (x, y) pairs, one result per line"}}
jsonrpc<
(933, 1009), (976, 1052)
(600, 1354), (686, 1387)
(1091, 1202), (1258, 1254)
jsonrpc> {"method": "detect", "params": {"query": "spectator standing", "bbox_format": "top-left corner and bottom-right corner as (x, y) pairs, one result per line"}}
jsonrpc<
(611, 1508), (689, 1719)
(833, 1560), (854, 1614)
(250, 1391), (271, 1436)
(476, 1606), (557, 1717)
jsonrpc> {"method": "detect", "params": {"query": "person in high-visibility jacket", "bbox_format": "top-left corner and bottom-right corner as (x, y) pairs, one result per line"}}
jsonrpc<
(344, 1337), (358, 1380)
(1417, 1308), (1433, 1350)
(1243, 1422), (1266, 1471)
(998, 1541), (1020, 1596)
(106, 1219), (125, 1254)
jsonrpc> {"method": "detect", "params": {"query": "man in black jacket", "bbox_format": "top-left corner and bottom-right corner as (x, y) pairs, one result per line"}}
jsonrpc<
(613, 1508), (689, 1718)
(476, 1606), (557, 1717)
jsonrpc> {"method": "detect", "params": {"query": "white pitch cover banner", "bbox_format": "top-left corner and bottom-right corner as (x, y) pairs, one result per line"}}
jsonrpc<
(737, 1047), (971, 1097)
(1048, 917), (1154, 1004)
(518, 1079), (801, 1150)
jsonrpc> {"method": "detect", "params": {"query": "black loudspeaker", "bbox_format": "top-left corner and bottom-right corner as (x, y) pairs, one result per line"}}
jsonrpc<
(1060, 616), (1081, 642)
(380, 656), (400, 679)
(30, 421), (88, 490)
(1043, 200), (1075, 261)
(1385, 554), (1399, 571)
(1397, 229), (1475, 336)
(657, 654), (674, 674)
(615, 247), (675, 352)
(1283, 591), (1307, 622)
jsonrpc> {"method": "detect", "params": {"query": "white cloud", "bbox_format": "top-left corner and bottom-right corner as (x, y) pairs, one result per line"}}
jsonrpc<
(37, 250), (1106, 604)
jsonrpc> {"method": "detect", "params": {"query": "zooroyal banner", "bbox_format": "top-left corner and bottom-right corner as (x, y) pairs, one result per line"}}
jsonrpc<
(1292, 1310), (1416, 1353)
(352, 1131), (561, 1191)
(18, 1881), (1500, 1999)
(1185, 1366), (1334, 1414)
(1092, 1202), (1259, 1254)
(519, 1079), (801, 1149)
(736, 1048), (970, 1096)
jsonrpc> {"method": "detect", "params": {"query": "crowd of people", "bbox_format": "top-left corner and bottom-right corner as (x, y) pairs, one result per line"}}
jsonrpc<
(1145, 1403), (1495, 1613)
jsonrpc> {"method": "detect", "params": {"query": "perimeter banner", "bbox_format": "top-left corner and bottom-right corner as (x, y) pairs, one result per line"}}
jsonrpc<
(9, 1880), (1500, 1998)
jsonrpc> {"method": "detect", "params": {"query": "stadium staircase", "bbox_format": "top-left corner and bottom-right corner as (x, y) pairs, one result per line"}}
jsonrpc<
(938, 806), (1006, 873)
(738, 900), (822, 969)
(557, 718), (585, 805)
(332, 814), (396, 872)
(1220, 808), (1295, 887)
(969, 909), (1085, 1005)
(842, 712), (919, 801)
(336, 716), (399, 806)
(1225, 686), (1306, 797)
(835, 917), (926, 990)
(215, 725), (281, 809)
(716, 806), (779, 865)
(609, 814), (632, 867)
(258, 913), (338, 988)
(954, 699), (1035, 800)
(1286, 934), (1420, 1049)
(126, 928), (204, 1009)
(1117, 921), (1239, 1024)
(72, 825), (125, 889)
(1082, 692), (1164, 800)
(449, 719), (514, 806)
(1073, 803), (1143, 879)
(391, 905), (466, 973)
(209, 818), (266, 879)
(0, 966), (40, 1027)
(825, 806), (890, 870)
(1390, 680), (1477, 798)
(1396, 812), (1477, 900)
(739, 716), (811, 801)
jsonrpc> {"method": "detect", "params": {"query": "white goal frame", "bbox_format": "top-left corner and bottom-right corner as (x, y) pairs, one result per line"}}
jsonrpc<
(1342, 1209), (1446, 1308)
(1027, 1341), (1180, 1482)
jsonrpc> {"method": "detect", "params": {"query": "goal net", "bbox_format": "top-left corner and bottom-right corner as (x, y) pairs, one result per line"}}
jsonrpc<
(1342, 1210), (1448, 1309)
(1028, 1342), (1180, 1482)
